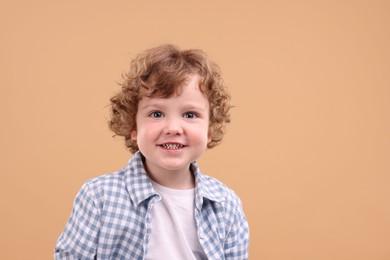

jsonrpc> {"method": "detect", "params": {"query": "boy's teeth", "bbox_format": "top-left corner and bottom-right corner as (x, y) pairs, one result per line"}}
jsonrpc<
(162, 143), (183, 149)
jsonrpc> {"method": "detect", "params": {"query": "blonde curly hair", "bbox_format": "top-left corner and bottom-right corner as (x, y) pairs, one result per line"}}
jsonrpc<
(108, 44), (231, 153)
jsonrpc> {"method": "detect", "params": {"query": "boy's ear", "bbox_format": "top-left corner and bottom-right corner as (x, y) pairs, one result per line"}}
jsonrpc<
(131, 130), (137, 140)
(207, 133), (212, 143)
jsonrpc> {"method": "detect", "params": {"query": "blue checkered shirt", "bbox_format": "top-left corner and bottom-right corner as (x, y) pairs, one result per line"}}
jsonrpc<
(54, 152), (249, 259)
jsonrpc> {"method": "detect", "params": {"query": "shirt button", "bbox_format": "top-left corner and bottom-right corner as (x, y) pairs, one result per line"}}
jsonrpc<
(199, 232), (204, 240)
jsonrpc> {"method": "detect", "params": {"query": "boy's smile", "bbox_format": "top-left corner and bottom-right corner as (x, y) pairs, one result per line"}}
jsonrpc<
(131, 74), (210, 188)
(159, 143), (185, 150)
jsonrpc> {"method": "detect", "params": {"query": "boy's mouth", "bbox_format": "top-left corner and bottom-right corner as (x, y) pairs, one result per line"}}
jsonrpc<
(159, 143), (185, 150)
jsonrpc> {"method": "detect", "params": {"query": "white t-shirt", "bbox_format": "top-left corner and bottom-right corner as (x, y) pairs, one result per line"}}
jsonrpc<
(145, 181), (207, 260)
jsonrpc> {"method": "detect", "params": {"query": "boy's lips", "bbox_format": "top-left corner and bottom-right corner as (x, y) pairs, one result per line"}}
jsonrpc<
(158, 142), (186, 150)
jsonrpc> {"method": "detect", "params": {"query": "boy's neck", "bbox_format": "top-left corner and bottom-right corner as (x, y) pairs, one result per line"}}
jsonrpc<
(143, 162), (195, 190)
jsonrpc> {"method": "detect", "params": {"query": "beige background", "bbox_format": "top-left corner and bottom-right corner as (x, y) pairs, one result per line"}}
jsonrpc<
(1, 1), (389, 259)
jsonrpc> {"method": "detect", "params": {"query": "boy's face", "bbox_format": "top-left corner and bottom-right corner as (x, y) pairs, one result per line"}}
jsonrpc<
(131, 74), (211, 177)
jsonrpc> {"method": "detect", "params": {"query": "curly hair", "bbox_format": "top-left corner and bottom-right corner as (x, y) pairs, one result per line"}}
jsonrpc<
(108, 44), (231, 153)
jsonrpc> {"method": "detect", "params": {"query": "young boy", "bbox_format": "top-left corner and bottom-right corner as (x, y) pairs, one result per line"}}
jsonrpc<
(55, 44), (249, 259)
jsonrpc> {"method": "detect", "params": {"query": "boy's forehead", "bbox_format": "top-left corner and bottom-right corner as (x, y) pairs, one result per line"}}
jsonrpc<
(139, 74), (206, 99)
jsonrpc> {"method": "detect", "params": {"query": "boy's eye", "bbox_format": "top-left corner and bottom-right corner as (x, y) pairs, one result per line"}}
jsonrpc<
(183, 112), (198, 119)
(149, 111), (164, 118)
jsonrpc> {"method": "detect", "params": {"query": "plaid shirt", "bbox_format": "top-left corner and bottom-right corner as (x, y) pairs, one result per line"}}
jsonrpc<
(55, 152), (249, 259)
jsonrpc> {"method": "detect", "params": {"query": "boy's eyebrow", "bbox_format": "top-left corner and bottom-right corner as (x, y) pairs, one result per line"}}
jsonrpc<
(181, 103), (208, 111)
(140, 100), (208, 111)
(139, 101), (165, 110)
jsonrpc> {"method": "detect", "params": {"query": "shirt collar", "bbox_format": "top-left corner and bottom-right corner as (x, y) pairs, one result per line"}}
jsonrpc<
(124, 151), (157, 207)
(124, 151), (226, 208)
(192, 161), (226, 210)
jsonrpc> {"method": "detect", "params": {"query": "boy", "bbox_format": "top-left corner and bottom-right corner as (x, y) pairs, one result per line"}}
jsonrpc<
(55, 44), (249, 259)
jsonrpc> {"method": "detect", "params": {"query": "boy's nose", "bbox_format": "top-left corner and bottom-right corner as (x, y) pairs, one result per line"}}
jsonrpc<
(163, 119), (183, 135)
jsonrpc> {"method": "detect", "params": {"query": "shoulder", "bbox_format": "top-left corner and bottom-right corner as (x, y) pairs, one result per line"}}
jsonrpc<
(82, 151), (144, 193)
(78, 168), (128, 209)
(197, 172), (244, 211)
(85, 169), (126, 189)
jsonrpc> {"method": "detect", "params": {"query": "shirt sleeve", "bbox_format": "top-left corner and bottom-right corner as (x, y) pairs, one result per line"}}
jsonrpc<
(54, 182), (101, 260)
(224, 199), (250, 259)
